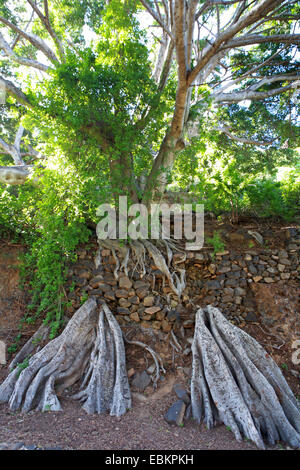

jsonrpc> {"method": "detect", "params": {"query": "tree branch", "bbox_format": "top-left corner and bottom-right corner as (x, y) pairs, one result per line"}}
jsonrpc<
(0, 76), (34, 108)
(0, 165), (32, 185)
(0, 32), (50, 72)
(215, 125), (274, 146)
(174, 0), (188, 81)
(220, 33), (300, 49)
(213, 81), (300, 103)
(139, 0), (174, 39)
(26, 0), (65, 60)
(187, 0), (283, 86)
(0, 16), (59, 63)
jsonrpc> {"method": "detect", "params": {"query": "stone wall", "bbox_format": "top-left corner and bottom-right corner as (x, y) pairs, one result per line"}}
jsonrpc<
(65, 228), (299, 333)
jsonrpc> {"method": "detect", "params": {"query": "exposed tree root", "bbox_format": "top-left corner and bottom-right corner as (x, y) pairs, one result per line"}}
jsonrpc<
(191, 305), (300, 449)
(72, 303), (131, 415)
(123, 335), (166, 389)
(1, 234), (299, 450)
(0, 299), (131, 416)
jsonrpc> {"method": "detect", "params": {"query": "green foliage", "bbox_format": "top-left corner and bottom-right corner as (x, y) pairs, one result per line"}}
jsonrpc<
(0, 163), (94, 339)
(206, 231), (225, 258)
(16, 355), (31, 377)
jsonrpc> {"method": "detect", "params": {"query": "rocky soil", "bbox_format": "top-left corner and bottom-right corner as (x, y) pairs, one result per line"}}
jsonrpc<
(0, 218), (299, 450)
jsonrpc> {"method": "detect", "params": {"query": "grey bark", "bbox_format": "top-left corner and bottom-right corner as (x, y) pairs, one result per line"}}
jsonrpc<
(191, 305), (300, 449)
(0, 298), (131, 416)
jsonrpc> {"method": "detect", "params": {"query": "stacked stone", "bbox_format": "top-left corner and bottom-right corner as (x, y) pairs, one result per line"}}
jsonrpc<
(65, 228), (299, 330)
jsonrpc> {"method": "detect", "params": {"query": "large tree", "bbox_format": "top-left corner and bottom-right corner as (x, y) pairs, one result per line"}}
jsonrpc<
(0, 0), (299, 196)
(0, 0), (300, 449)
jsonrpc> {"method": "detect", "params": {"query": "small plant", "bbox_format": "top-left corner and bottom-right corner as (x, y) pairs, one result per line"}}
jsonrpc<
(43, 404), (52, 412)
(206, 231), (225, 258)
(7, 333), (22, 355)
(80, 292), (89, 305)
(281, 363), (288, 370)
(226, 426), (232, 432)
(31, 336), (42, 346)
(16, 355), (31, 377)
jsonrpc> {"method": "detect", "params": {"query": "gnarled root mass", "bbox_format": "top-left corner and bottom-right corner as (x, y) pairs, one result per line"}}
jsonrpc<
(0, 298), (131, 416)
(191, 305), (300, 449)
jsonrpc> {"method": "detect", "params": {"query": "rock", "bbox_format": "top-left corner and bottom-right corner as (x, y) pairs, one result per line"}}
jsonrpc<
(133, 280), (150, 289)
(264, 277), (275, 283)
(118, 277), (133, 290)
(143, 296), (155, 307)
(267, 267), (277, 274)
(118, 298), (131, 308)
(226, 271), (241, 279)
(173, 384), (190, 404)
(156, 309), (167, 321)
(223, 287), (234, 295)
(277, 264), (286, 272)
(194, 253), (205, 261)
(288, 243), (298, 250)
(140, 320), (151, 328)
(132, 370), (151, 392)
(206, 280), (221, 290)
(183, 367), (192, 378)
(117, 307), (131, 315)
(218, 266), (231, 274)
(164, 400), (186, 426)
(253, 276), (262, 283)
(127, 296), (139, 306)
(224, 278), (239, 288)
(104, 291), (116, 301)
(167, 310), (180, 322)
(248, 264), (258, 275)
(278, 258), (291, 266)
(136, 287), (149, 300)
(129, 311), (140, 322)
(222, 295), (233, 303)
(115, 289), (129, 298)
(234, 287), (246, 296)
(144, 306), (161, 315)
(161, 319), (172, 332)
(245, 311), (258, 322)
(280, 272), (290, 280)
